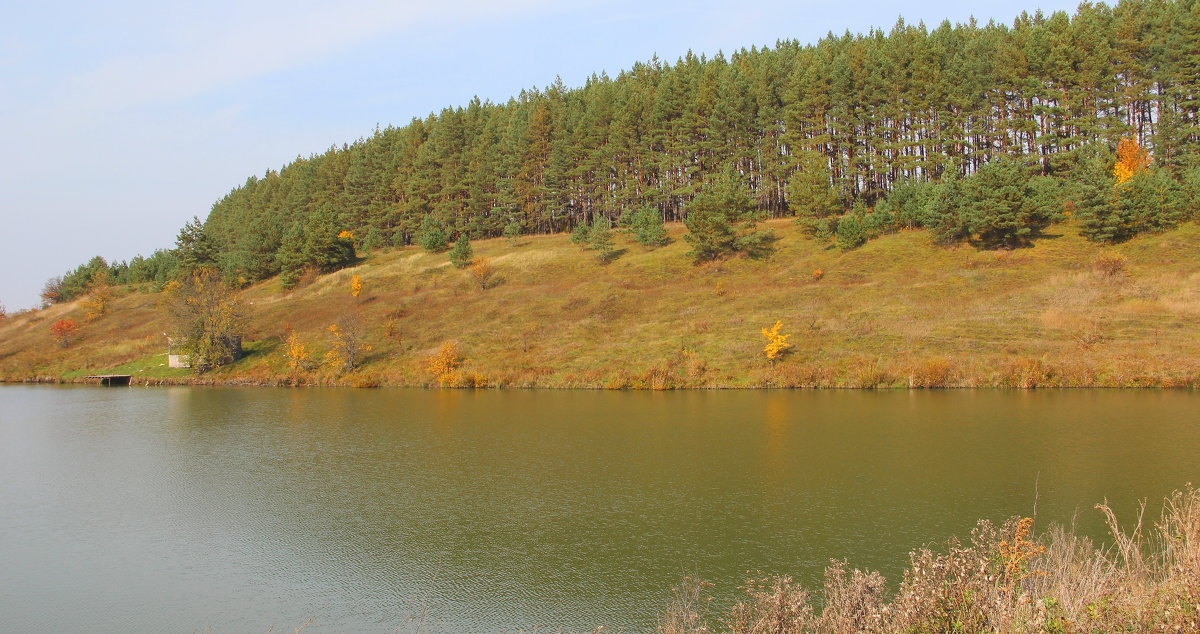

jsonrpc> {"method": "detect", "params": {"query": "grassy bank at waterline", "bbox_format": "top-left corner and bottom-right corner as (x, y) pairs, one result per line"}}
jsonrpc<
(5, 220), (1200, 389)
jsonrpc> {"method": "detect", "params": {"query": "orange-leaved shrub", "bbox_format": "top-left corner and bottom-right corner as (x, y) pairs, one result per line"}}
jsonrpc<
(1093, 253), (1127, 278)
(467, 258), (496, 290)
(50, 318), (80, 348)
(426, 341), (462, 386)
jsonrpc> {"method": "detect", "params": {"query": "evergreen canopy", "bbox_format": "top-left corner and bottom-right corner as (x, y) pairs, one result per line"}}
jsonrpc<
(48, 0), (1200, 292)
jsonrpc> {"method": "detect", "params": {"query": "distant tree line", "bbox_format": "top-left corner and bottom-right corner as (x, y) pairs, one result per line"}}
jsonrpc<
(42, 250), (178, 305)
(45, 0), (1200, 301)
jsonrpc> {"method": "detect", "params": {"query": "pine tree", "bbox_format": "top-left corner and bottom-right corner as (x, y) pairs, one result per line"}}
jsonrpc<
(361, 227), (384, 253)
(570, 221), (592, 245)
(588, 215), (616, 262)
(175, 216), (220, 274)
(449, 234), (473, 268)
(502, 216), (523, 242)
(935, 158), (1056, 248)
(835, 212), (867, 250)
(417, 214), (449, 252)
(275, 223), (306, 289)
(1081, 168), (1185, 243)
(302, 211), (356, 271)
(788, 151), (842, 219)
(623, 206), (669, 247)
(684, 171), (776, 261)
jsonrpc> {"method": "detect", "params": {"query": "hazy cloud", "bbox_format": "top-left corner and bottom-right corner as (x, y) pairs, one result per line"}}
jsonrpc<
(67, 0), (557, 110)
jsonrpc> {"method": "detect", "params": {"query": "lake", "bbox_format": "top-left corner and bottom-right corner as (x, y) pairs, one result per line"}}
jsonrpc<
(1, 386), (1197, 632)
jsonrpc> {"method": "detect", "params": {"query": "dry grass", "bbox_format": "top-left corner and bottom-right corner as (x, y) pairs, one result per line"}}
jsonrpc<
(658, 486), (1200, 633)
(5, 221), (1200, 387)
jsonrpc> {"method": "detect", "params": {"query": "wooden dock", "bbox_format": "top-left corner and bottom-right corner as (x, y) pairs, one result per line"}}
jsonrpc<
(84, 374), (132, 386)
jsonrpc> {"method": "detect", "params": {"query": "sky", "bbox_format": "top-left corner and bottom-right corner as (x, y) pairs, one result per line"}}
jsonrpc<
(0, 0), (1085, 310)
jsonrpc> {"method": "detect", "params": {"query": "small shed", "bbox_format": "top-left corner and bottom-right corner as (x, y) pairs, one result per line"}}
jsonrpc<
(165, 335), (191, 369)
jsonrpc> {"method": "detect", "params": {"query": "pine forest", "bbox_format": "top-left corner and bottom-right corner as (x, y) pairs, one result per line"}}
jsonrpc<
(43, 0), (1200, 300)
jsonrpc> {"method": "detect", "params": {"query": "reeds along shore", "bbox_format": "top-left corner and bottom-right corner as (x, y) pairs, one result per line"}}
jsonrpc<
(658, 487), (1200, 633)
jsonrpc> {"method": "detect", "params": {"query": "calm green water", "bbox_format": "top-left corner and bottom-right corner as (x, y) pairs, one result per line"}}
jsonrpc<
(1, 386), (1198, 632)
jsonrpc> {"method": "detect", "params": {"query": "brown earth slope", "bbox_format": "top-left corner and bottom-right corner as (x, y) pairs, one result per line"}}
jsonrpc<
(3, 220), (1200, 388)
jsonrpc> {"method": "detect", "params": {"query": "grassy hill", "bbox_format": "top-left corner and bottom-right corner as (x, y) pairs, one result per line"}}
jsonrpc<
(5, 219), (1200, 389)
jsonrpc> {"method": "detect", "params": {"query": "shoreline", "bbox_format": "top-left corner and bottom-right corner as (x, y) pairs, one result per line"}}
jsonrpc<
(4, 374), (1199, 390)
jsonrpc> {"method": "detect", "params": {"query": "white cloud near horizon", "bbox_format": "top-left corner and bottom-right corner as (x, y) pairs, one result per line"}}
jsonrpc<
(64, 0), (559, 110)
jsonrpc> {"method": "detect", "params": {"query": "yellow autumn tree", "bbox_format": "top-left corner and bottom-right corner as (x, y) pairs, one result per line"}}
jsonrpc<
(761, 321), (793, 361)
(82, 270), (114, 322)
(161, 268), (246, 373)
(426, 341), (462, 385)
(282, 325), (311, 373)
(466, 258), (495, 290)
(350, 274), (363, 298)
(1113, 137), (1150, 184)
(325, 313), (370, 372)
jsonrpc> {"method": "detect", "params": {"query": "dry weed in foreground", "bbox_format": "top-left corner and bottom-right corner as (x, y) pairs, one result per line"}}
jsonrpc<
(658, 486), (1200, 633)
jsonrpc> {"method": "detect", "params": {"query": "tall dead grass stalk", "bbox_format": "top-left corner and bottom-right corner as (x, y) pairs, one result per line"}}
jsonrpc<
(659, 486), (1200, 633)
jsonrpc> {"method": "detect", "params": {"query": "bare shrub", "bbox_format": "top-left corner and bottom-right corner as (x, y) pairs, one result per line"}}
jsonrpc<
(849, 359), (892, 388)
(640, 361), (677, 390)
(909, 357), (953, 388)
(324, 312), (370, 372)
(683, 350), (709, 381)
(657, 487), (1200, 633)
(383, 318), (402, 341)
(657, 577), (713, 634)
(1003, 357), (1050, 388)
(890, 520), (1006, 633)
(467, 258), (498, 290)
(1093, 253), (1128, 278)
(815, 562), (887, 633)
(724, 575), (812, 634)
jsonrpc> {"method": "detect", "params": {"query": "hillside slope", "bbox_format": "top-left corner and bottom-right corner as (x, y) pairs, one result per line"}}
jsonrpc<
(5, 220), (1200, 388)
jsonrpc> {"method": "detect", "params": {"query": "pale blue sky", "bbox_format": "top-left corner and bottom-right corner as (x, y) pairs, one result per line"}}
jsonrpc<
(0, 0), (1083, 309)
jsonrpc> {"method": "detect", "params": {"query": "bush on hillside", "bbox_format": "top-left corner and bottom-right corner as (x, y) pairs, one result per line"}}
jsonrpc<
(417, 215), (450, 252)
(1079, 168), (1186, 243)
(449, 234), (473, 268)
(621, 205), (670, 247)
(684, 171), (777, 262)
(926, 157), (1058, 248)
